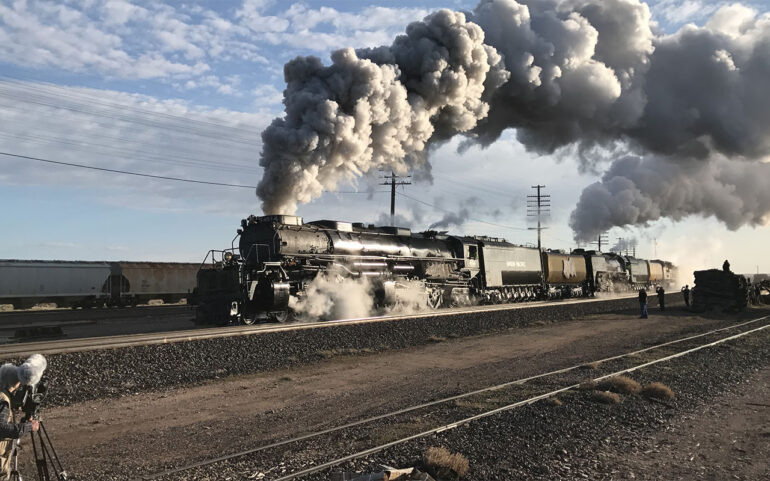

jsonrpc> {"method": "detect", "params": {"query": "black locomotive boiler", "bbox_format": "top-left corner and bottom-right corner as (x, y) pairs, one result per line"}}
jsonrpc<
(194, 215), (674, 324)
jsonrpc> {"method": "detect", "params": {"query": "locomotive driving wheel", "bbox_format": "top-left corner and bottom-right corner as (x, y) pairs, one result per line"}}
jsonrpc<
(269, 310), (289, 322)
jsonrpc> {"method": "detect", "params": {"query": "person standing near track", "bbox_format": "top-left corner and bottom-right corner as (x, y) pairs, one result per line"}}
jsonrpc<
(638, 288), (648, 318)
(681, 285), (690, 307)
(656, 286), (666, 311)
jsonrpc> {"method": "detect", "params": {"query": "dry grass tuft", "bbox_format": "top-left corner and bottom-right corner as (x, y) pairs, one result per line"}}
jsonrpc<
(423, 446), (469, 478)
(597, 375), (641, 394)
(593, 390), (621, 404)
(579, 379), (598, 390)
(583, 361), (601, 370)
(545, 397), (563, 406)
(641, 382), (675, 400)
(428, 336), (448, 343)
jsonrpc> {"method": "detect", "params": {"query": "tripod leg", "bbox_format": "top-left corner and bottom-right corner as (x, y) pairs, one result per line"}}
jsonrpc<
(39, 423), (66, 479)
(32, 430), (51, 481)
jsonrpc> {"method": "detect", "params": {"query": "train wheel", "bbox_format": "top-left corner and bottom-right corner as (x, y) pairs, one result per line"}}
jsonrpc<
(268, 310), (289, 323)
(242, 314), (258, 325)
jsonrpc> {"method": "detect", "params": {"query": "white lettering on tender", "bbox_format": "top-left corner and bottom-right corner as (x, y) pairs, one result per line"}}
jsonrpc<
(563, 258), (577, 278)
(506, 261), (526, 268)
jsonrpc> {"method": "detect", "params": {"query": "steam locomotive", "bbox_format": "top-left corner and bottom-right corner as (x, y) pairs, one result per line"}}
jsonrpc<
(194, 215), (677, 324)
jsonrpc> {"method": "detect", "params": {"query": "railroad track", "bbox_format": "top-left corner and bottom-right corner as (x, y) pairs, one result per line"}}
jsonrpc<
(0, 304), (191, 323)
(0, 294), (635, 356)
(141, 315), (770, 481)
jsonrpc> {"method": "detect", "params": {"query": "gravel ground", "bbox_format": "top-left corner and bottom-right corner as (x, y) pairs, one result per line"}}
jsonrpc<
(146, 320), (769, 481)
(2, 294), (679, 407)
(303, 327), (770, 481)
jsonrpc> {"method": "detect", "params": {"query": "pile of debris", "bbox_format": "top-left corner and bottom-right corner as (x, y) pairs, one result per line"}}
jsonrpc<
(331, 466), (435, 481)
(692, 269), (749, 312)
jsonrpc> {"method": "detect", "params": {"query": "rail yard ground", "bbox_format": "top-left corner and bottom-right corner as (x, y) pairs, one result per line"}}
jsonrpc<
(7, 299), (768, 481)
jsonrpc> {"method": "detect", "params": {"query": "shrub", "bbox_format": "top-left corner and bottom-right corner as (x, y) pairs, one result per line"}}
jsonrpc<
(593, 390), (621, 404)
(641, 382), (675, 400)
(597, 375), (641, 394)
(423, 446), (469, 478)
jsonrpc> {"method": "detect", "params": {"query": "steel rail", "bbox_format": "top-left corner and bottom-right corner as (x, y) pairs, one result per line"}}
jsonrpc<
(1, 294), (637, 357)
(269, 320), (770, 481)
(140, 315), (770, 480)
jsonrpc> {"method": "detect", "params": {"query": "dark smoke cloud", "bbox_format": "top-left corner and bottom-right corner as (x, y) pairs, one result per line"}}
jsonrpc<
(428, 197), (504, 229)
(257, 1), (770, 239)
(570, 155), (770, 240)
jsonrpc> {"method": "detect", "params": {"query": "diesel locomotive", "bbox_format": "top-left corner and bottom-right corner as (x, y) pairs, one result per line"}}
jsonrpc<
(194, 215), (677, 325)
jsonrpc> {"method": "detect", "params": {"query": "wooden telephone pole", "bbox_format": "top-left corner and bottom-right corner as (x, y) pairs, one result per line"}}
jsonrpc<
(527, 185), (550, 251)
(379, 171), (411, 226)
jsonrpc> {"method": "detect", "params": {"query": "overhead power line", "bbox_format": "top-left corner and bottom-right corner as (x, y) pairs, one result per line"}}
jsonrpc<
(0, 77), (266, 137)
(0, 151), (258, 189)
(0, 89), (262, 148)
(0, 150), (389, 194)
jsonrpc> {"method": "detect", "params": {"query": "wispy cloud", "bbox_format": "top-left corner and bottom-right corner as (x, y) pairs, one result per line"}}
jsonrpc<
(0, 79), (272, 213)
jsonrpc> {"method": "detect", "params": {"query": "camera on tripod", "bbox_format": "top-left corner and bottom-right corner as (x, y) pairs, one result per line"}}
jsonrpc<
(17, 378), (47, 423)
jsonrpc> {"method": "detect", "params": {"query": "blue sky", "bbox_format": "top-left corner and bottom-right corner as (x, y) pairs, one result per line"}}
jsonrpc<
(1, 0), (769, 276)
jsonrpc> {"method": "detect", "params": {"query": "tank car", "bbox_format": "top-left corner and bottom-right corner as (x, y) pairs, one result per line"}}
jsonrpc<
(541, 251), (590, 298)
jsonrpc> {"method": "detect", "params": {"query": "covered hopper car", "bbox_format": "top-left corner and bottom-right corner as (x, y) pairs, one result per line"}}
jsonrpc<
(0, 260), (198, 309)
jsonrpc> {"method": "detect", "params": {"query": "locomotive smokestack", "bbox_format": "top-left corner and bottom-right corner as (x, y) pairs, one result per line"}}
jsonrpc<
(257, 1), (770, 234)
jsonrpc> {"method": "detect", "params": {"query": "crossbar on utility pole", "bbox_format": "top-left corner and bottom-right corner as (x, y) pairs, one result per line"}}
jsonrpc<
(527, 184), (550, 252)
(593, 232), (609, 252)
(379, 171), (411, 226)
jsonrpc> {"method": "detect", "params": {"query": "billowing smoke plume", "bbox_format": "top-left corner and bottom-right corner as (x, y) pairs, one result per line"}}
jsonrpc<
(258, 9), (508, 214)
(258, 1), (770, 238)
(570, 155), (770, 240)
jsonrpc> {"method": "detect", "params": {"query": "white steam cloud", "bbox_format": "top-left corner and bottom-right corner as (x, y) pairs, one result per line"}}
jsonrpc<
(289, 274), (375, 320)
(289, 273), (433, 320)
(257, 1), (770, 240)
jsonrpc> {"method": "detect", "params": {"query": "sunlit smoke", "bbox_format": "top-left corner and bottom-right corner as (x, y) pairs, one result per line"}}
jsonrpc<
(257, 1), (770, 238)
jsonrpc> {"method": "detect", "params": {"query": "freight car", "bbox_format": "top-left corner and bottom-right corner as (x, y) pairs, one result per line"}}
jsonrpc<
(0, 260), (199, 309)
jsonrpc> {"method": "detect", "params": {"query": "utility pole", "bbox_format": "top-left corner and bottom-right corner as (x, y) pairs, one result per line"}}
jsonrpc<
(379, 171), (411, 226)
(593, 232), (609, 252)
(527, 185), (550, 252)
(616, 237), (625, 256)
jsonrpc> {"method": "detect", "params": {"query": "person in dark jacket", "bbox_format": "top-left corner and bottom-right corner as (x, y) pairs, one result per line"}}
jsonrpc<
(681, 285), (690, 307)
(638, 288), (648, 318)
(723, 259), (731, 272)
(0, 362), (40, 480)
(656, 286), (666, 311)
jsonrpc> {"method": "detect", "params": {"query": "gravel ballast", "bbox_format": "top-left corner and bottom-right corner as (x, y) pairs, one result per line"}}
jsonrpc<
(3, 295), (679, 406)
(300, 326), (770, 481)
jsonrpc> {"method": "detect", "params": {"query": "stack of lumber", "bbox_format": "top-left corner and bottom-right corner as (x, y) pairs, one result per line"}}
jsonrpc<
(692, 269), (749, 312)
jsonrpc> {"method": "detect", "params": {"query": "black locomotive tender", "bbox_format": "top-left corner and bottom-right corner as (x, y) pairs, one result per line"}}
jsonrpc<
(195, 215), (676, 324)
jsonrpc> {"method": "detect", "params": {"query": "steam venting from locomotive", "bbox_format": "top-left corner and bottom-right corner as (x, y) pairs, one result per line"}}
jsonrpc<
(257, 1), (770, 238)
